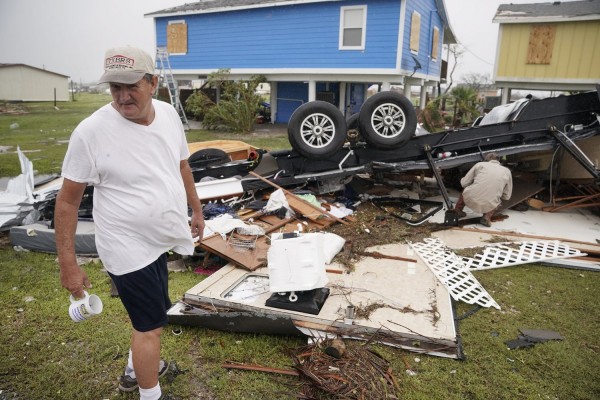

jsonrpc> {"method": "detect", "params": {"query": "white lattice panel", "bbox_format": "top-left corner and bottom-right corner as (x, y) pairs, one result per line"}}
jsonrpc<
(461, 240), (585, 271)
(410, 238), (501, 310)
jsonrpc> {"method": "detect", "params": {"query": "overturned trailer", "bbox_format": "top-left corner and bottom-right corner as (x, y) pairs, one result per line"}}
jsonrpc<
(192, 88), (600, 217)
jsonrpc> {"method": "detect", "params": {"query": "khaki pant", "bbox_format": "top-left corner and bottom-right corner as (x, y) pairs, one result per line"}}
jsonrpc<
(455, 194), (497, 223)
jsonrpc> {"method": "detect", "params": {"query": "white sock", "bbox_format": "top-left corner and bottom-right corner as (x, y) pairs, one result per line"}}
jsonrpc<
(139, 382), (161, 400)
(126, 349), (136, 378)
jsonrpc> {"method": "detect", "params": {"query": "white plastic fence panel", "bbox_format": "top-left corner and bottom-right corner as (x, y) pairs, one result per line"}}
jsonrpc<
(410, 238), (501, 310)
(460, 240), (585, 271)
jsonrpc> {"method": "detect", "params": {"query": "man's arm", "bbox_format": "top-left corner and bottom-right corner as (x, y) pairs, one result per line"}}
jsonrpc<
(180, 160), (205, 241)
(502, 173), (513, 200)
(460, 164), (478, 188)
(55, 178), (90, 299)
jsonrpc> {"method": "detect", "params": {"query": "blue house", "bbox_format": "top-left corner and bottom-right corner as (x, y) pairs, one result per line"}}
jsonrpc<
(146, 0), (456, 123)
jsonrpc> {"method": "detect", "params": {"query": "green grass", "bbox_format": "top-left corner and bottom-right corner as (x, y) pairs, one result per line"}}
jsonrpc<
(1, 95), (599, 399)
(0, 93), (290, 177)
(1, 248), (598, 399)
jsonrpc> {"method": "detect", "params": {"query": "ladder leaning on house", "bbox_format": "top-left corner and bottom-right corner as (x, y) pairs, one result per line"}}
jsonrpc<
(155, 47), (189, 128)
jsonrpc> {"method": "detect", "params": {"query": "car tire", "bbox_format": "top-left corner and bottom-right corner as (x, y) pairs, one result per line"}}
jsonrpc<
(188, 148), (231, 168)
(288, 101), (347, 160)
(358, 91), (417, 149)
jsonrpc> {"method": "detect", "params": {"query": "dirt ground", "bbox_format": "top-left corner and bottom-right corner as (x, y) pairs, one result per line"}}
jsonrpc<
(326, 201), (445, 270)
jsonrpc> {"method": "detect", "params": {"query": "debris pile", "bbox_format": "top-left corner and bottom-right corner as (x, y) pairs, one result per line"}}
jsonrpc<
(290, 339), (400, 400)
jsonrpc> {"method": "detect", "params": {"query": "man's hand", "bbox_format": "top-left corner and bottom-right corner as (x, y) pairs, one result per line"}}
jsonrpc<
(190, 212), (205, 242)
(60, 262), (91, 299)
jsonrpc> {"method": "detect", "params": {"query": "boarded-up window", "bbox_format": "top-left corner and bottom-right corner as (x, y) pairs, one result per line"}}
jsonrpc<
(431, 27), (439, 60)
(410, 12), (421, 53)
(526, 24), (556, 64)
(339, 5), (367, 50)
(167, 21), (187, 54)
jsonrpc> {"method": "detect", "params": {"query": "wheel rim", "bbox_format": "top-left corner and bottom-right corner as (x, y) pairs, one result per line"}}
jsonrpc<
(370, 102), (406, 138)
(300, 113), (336, 148)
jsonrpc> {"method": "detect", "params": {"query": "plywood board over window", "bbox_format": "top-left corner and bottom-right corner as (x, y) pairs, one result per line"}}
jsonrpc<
(431, 26), (439, 60)
(410, 11), (421, 53)
(167, 21), (187, 54)
(526, 24), (556, 64)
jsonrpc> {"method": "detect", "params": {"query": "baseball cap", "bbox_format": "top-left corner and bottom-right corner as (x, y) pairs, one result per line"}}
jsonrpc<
(98, 46), (155, 85)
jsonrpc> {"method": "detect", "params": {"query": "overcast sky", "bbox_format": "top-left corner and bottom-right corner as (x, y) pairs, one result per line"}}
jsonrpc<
(0, 0), (543, 84)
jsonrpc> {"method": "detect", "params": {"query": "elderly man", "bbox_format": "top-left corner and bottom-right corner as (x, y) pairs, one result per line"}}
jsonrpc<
(453, 153), (513, 227)
(56, 45), (204, 400)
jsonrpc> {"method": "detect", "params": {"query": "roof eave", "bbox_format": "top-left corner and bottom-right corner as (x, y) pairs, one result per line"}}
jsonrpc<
(493, 14), (600, 24)
(144, 0), (339, 18)
(434, 0), (457, 44)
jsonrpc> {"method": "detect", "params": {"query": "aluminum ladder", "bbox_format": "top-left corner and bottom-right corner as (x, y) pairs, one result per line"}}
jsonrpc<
(155, 47), (189, 128)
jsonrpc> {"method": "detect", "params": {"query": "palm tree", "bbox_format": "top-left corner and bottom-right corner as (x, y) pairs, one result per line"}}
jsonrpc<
(450, 86), (480, 127)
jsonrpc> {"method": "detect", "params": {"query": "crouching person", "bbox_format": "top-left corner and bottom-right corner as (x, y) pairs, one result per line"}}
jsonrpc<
(453, 153), (513, 227)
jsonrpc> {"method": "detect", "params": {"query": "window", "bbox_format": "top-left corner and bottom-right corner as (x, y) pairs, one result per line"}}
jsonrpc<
(167, 20), (187, 55)
(339, 6), (367, 50)
(410, 11), (421, 53)
(431, 26), (439, 60)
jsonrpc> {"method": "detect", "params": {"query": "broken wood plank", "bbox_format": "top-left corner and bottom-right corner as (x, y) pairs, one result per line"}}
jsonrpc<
(454, 227), (600, 248)
(248, 171), (349, 225)
(199, 215), (294, 271)
(354, 250), (417, 263)
(284, 193), (332, 226)
(199, 213), (334, 271)
(222, 362), (299, 376)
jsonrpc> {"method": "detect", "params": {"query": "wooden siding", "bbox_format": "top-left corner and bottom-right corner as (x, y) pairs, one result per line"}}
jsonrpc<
(155, 0), (402, 70)
(401, 0), (442, 79)
(496, 20), (600, 81)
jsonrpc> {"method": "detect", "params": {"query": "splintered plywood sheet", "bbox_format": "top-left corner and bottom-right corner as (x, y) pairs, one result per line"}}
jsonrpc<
(184, 242), (456, 347)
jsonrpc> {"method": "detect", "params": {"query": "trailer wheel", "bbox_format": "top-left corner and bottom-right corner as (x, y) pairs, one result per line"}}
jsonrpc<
(188, 148), (231, 168)
(359, 91), (417, 149)
(288, 101), (347, 160)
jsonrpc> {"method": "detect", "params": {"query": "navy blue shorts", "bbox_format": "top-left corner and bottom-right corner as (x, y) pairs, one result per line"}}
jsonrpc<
(108, 253), (171, 332)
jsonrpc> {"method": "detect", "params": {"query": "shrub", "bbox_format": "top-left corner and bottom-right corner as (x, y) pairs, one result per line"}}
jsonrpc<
(193, 69), (266, 133)
(185, 90), (214, 121)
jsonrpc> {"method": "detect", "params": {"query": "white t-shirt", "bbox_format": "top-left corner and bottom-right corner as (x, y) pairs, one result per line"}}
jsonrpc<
(61, 99), (193, 275)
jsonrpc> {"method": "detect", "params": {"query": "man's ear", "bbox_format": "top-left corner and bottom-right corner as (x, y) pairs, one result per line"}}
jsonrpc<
(151, 75), (159, 94)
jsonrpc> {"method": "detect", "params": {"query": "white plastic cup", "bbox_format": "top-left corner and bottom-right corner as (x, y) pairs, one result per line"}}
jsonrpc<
(68, 291), (103, 322)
